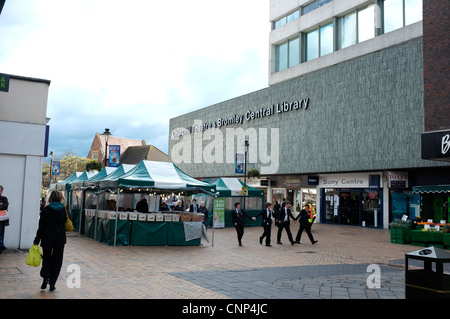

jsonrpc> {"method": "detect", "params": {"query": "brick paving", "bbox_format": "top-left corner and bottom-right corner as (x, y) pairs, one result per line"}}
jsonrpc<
(0, 223), (434, 300)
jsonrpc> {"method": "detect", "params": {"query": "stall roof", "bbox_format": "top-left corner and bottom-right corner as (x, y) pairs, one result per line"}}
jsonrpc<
(412, 185), (450, 194)
(116, 160), (216, 195)
(213, 177), (264, 197)
(64, 170), (99, 191)
(73, 166), (118, 189)
(53, 172), (83, 191)
(97, 164), (136, 190)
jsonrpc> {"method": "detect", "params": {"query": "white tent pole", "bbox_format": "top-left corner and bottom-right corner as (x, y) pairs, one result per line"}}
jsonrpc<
(212, 205), (215, 247)
(113, 187), (120, 246)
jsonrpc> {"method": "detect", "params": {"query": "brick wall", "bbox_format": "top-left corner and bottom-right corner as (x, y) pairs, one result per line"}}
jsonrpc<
(423, 0), (450, 131)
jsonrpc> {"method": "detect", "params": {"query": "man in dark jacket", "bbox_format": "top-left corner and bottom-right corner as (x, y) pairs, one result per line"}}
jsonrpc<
(0, 185), (9, 253)
(276, 201), (296, 245)
(231, 202), (256, 246)
(255, 202), (274, 246)
(34, 190), (67, 291)
(295, 204), (318, 244)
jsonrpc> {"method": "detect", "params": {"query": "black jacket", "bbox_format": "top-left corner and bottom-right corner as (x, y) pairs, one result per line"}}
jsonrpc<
(0, 195), (8, 210)
(277, 207), (296, 225)
(255, 208), (273, 226)
(297, 209), (311, 228)
(231, 208), (252, 227)
(34, 202), (67, 247)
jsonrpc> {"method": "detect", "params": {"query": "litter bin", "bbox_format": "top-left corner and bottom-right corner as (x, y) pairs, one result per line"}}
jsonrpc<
(405, 246), (450, 299)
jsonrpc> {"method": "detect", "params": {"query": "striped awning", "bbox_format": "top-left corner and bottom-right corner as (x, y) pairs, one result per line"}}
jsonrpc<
(412, 185), (450, 194)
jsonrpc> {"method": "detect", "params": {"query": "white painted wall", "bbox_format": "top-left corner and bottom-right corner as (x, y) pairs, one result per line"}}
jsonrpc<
(0, 75), (50, 249)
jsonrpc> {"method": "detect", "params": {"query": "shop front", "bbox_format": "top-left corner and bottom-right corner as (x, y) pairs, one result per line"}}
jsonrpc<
(319, 172), (384, 228)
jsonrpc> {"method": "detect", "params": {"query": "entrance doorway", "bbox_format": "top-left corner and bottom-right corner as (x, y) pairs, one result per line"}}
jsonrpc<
(340, 191), (361, 226)
(322, 188), (383, 228)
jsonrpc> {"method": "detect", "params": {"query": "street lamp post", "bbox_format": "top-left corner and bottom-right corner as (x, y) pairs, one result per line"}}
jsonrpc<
(103, 128), (111, 168)
(49, 151), (53, 187)
(243, 138), (249, 212)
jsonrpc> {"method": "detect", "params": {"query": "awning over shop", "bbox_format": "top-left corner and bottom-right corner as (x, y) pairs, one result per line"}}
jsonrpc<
(213, 177), (264, 197)
(412, 185), (450, 194)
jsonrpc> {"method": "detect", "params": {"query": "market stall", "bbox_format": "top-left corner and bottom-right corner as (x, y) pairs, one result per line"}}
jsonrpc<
(212, 177), (264, 228)
(91, 160), (215, 246)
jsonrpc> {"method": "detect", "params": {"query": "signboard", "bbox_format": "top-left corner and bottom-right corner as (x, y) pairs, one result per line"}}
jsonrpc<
(242, 187), (248, 196)
(235, 153), (244, 174)
(388, 171), (408, 188)
(52, 161), (60, 176)
(109, 145), (120, 167)
(213, 199), (225, 228)
(421, 130), (450, 161)
(318, 173), (382, 188)
(0, 73), (10, 92)
(307, 176), (319, 185)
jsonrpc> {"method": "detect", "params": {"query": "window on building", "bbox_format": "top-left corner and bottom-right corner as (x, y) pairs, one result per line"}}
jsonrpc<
(405, 0), (422, 26)
(275, 42), (288, 72)
(383, 0), (422, 33)
(358, 5), (375, 42)
(306, 29), (319, 61)
(275, 37), (300, 71)
(273, 10), (300, 30)
(320, 23), (334, 56)
(303, 0), (332, 15)
(383, 0), (403, 33)
(339, 5), (375, 49)
(339, 12), (357, 49)
(288, 37), (300, 67)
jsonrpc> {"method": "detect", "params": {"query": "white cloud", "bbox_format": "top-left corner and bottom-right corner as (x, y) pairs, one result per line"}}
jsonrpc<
(0, 0), (269, 157)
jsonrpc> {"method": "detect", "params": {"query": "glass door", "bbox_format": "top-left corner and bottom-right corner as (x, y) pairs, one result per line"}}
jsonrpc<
(340, 191), (361, 226)
(362, 190), (382, 228)
(323, 189), (339, 224)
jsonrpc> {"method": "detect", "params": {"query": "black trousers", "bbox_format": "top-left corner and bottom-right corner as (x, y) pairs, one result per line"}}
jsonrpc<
(41, 245), (65, 285)
(277, 222), (294, 244)
(234, 224), (244, 244)
(260, 224), (271, 245)
(295, 225), (315, 243)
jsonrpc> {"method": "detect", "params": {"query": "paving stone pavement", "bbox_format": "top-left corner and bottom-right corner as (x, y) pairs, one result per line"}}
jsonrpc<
(0, 223), (441, 300)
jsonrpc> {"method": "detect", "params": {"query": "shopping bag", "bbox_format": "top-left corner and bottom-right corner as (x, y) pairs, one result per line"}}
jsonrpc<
(65, 208), (74, 232)
(0, 210), (9, 221)
(25, 244), (42, 267)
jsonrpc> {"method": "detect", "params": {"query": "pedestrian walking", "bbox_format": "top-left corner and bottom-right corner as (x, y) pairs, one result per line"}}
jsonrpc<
(0, 185), (9, 254)
(33, 190), (67, 291)
(198, 200), (209, 229)
(295, 204), (318, 245)
(255, 202), (274, 246)
(276, 201), (296, 245)
(231, 202), (256, 246)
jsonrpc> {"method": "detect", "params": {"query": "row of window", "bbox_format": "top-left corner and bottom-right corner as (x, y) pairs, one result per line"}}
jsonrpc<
(273, 0), (332, 30)
(275, 0), (423, 72)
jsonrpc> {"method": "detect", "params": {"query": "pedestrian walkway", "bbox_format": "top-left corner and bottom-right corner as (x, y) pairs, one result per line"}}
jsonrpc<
(0, 223), (432, 299)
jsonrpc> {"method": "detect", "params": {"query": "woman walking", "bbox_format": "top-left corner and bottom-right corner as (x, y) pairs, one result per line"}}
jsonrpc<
(33, 191), (67, 291)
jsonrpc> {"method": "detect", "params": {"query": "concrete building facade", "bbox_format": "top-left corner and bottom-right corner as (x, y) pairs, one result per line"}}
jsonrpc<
(169, 0), (449, 229)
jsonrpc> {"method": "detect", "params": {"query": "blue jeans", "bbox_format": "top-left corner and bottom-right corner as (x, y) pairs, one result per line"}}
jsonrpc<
(0, 221), (5, 247)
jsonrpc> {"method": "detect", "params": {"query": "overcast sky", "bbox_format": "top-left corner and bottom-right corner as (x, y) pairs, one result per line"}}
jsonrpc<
(0, 0), (269, 159)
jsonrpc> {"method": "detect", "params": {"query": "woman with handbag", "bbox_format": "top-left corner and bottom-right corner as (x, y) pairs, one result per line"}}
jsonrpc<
(33, 190), (67, 291)
(0, 185), (9, 254)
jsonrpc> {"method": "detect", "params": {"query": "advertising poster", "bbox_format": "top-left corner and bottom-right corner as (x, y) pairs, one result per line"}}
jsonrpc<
(109, 145), (120, 167)
(52, 160), (60, 175)
(213, 198), (225, 228)
(235, 153), (244, 174)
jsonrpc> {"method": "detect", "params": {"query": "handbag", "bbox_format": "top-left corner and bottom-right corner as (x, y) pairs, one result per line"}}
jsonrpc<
(25, 244), (42, 267)
(65, 208), (74, 232)
(0, 210), (9, 221)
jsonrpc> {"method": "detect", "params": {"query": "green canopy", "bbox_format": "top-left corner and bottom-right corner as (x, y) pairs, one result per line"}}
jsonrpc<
(64, 170), (99, 191)
(53, 172), (83, 191)
(106, 160), (216, 195)
(412, 185), (450, 194)
(96, 164), (136, 190)
(213, 177), (264, 197)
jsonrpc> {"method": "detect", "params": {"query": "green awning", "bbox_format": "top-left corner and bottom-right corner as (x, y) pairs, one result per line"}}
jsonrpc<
(412, 185), (450, 194)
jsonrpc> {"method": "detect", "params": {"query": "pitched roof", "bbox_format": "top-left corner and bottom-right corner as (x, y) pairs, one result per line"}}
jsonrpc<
(121, 145), (168, 164)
